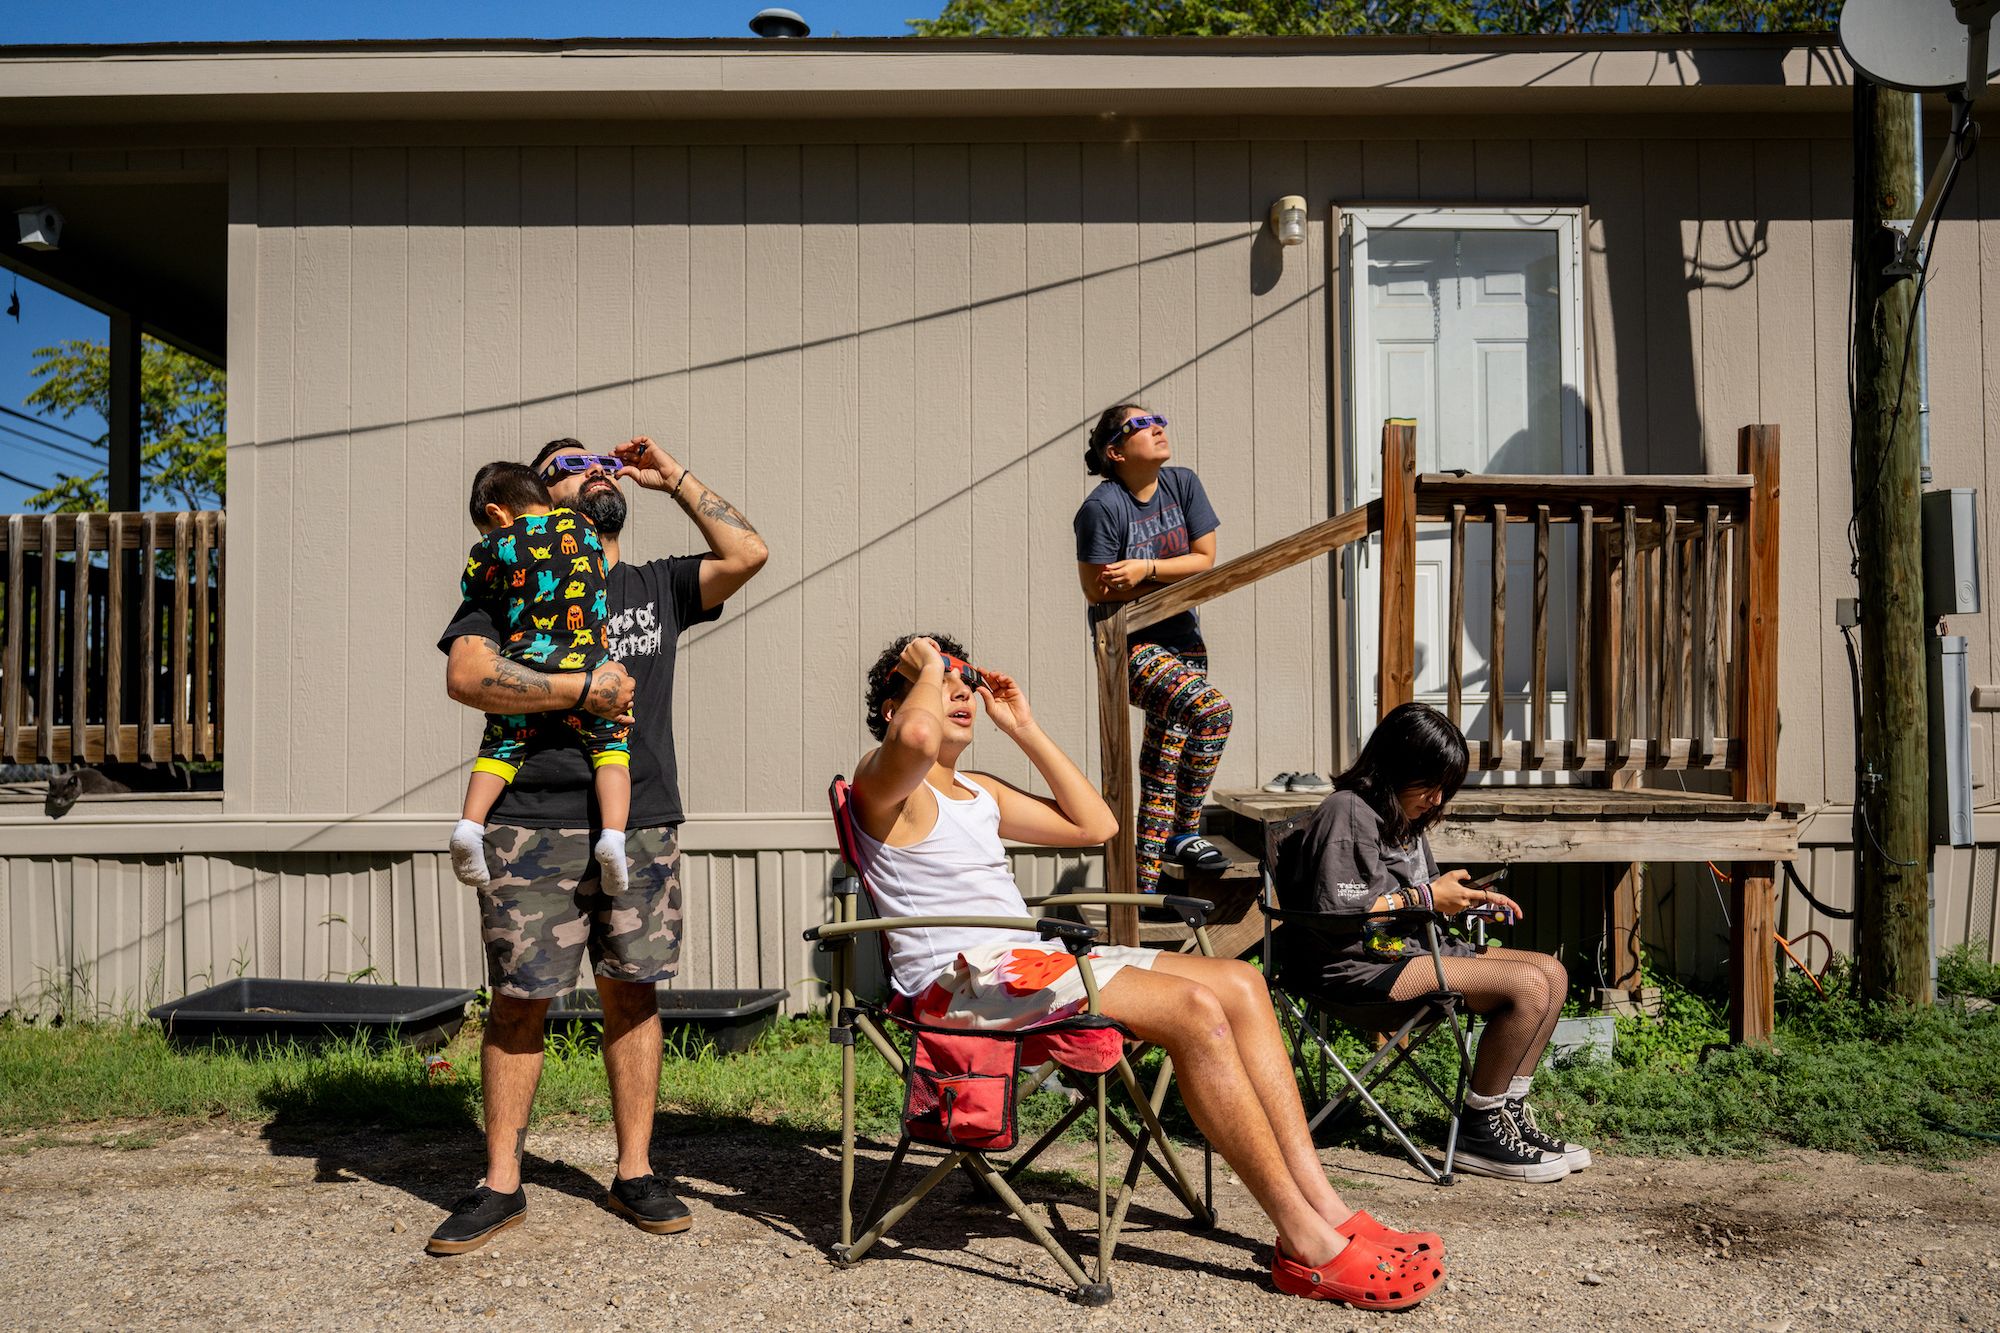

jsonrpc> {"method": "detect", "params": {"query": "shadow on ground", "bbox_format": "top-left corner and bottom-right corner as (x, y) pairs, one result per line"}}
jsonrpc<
(653, 1113), (1270, 1295)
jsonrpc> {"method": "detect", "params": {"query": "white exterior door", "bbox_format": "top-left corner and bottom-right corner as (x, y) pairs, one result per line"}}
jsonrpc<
(1342, 209), (1585, 772)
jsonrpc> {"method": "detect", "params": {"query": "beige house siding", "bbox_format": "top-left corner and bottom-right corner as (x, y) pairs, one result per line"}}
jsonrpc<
(221, 128), (2000, 817)
(7, 110), (2000, 1012)
(0, 846), (1098, 1019)
(5, 840), (1995, 1018)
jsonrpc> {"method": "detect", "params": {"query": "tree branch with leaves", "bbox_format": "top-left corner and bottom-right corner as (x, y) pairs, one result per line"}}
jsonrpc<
(22, 337), (225, 514)
(909, 1), (1835, 37)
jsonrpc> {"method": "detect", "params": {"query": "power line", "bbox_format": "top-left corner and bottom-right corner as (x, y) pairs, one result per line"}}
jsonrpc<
(0, 464), (51, 493)
(0, 404), (102, 446)
(0, 422), (103, 468)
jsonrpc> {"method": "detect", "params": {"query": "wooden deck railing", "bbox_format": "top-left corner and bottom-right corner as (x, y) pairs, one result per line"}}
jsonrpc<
(1387, 423), (1779, 784)
(0, 511), (225, 765)
(1094, 421), (1780, 955)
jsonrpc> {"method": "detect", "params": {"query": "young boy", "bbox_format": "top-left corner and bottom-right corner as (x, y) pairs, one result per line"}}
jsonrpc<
(448, 460), (631, 891)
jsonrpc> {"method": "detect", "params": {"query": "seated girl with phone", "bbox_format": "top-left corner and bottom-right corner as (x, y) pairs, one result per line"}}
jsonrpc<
(1276, 702), (1592, 1183)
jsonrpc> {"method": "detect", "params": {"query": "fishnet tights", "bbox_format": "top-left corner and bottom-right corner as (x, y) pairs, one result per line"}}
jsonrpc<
(1386, 947), (1566, 1097)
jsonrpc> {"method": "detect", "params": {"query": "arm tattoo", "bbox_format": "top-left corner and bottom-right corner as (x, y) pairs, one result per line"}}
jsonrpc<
(482, 653), (555, 699)
(694, 487), (757, 533)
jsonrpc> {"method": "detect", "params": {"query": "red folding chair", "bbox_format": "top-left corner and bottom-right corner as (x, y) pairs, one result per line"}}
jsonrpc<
(806, 776), (1215, 1305)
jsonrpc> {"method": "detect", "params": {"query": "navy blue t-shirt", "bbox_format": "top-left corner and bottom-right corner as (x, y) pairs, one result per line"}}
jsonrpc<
(1073, 466), (1220, 653)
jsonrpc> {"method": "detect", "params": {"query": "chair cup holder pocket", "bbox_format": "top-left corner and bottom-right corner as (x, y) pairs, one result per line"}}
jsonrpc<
(904, 1030), (1022, 1151)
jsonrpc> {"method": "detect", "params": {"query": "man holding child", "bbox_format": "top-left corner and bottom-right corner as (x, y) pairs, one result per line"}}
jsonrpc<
(428, 435), (767, 1255)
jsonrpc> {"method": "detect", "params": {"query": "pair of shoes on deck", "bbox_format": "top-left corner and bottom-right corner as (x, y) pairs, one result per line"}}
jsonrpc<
(447, 820), (632, 894)
(1273, 1212), (1446, 1310)
(1261, 771), (1332, 794)
(1452, 1102), (1592, 1182)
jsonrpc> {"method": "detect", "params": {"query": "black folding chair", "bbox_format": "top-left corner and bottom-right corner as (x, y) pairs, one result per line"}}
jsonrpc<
(1258, 811), (1475, 1185)
(806, 777), (1215, 1305)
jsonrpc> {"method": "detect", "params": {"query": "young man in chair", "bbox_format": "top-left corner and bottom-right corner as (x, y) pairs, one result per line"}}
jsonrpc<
(845, 632), (1446, 1310)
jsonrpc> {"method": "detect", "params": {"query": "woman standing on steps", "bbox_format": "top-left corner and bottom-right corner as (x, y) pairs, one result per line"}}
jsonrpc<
(1074, 403), (1234, 893)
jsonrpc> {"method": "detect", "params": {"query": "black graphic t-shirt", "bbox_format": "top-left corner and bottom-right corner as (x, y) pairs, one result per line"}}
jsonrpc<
(1073, 465), (1220, 653)
(438, 555), (720, 830)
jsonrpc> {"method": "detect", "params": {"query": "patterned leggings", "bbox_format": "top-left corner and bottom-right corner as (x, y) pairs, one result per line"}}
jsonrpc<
(1127, 643), (1233, 893)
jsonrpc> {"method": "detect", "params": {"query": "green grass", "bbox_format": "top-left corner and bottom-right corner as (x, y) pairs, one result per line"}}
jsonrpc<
(4, 964), (1997, 1163)
(1304, 957), (2000, 1161)
(0, 1015), (1084, 1145)
(1939, 941), (2000, 1003)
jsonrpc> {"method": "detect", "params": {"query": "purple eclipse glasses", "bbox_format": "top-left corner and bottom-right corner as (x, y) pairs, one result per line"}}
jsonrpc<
(1108, 414), (1167, 442)
(539, 454), (624, 483)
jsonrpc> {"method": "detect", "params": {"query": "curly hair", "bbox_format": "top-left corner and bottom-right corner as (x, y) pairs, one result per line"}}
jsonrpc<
(1083, 402), (1149, 477)
(864, 632), (971, 741)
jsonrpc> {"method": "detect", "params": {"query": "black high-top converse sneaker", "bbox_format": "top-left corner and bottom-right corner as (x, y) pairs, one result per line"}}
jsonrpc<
(1452, 1104), (1570, 1182)
(1506, 1099), (1592, 1171)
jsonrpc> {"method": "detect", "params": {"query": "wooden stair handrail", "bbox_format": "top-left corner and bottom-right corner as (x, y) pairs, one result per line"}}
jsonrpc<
(1099, 490), (1386, 945)
(1123, 497), (1382, 636)
(1414, 472), (1754, 521)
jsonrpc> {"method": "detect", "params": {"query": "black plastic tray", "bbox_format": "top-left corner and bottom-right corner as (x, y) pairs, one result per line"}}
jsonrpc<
(148, 978), (479, 1052)
(542, 987), (786, 1054)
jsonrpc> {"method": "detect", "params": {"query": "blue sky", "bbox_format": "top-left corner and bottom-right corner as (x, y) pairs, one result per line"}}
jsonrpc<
(0, 1), (927, 44)
(0, 3), (933, 510)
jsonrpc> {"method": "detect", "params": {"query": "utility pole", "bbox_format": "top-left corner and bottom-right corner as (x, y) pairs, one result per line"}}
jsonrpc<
(1852, 78), (1933, 1006)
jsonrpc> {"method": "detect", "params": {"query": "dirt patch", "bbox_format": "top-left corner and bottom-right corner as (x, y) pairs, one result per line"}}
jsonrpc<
(1, 1121), (1995, 1331)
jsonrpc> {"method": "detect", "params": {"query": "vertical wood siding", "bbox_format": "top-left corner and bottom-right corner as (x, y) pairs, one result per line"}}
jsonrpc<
(226, 131), (1998, 821)
(1, 847), (1104, 1018)
(7, 120), (1942, 1011)
(8, 843), (1993, 1018)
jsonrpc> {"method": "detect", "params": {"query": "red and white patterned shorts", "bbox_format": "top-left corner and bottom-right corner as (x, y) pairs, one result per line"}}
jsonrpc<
(906, 939), (1158, 1030)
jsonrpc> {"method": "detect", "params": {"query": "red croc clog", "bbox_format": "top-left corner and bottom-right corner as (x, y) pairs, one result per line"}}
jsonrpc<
(1272, 1233), (1445, 1310)
(1339, 1208), (1444, 1256)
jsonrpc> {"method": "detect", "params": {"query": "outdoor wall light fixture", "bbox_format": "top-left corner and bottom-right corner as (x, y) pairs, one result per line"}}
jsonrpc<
(1269, 195), (1308, 247)
(16, 205), (62, 251)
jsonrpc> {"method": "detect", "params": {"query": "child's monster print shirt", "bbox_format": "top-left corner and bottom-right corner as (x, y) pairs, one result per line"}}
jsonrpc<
(461, 508), (611, 673)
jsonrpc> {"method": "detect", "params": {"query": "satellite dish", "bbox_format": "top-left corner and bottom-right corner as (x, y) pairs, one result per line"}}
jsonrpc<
(1839, 0), (2000, 94)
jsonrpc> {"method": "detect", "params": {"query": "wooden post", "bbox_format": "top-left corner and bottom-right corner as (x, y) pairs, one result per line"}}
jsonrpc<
(1378, 419), (1417, 720)
(1730, 424), (1782, 1043)
(1094, 609), (1138, 947)
(1488, 501), (1508, 763)
(1596, 502), (1645, 996)
(1852, 78), (1934, 1008)
(108, 312), (142, 513)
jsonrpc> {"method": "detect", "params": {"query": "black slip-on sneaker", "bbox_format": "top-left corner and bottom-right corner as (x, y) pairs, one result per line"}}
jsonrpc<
(426, 1184), (526, 1256)
(603, 1173), (693, 1234)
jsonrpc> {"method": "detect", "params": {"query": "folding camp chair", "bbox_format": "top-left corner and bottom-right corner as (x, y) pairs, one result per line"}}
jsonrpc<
(1258, 811), (1475, 1185)
(806, 777), (1217, 1305)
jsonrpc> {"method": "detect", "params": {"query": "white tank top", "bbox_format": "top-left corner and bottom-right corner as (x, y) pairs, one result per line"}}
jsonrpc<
(848, 773), (1040, 996)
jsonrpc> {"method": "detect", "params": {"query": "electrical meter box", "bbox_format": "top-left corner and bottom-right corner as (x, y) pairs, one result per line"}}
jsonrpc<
(1928, 635), (1975, 847)
(1922, 489), (1981, 618)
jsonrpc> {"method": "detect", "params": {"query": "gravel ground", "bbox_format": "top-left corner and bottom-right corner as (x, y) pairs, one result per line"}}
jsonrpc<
(2, 1120), (1996, 1331)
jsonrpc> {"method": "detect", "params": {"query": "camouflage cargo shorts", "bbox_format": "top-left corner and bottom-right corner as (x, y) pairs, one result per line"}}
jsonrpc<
(475, 824), (684, 999)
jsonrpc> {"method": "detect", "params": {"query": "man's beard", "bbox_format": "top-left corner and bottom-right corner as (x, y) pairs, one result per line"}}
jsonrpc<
(571, 480), (627, 536)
